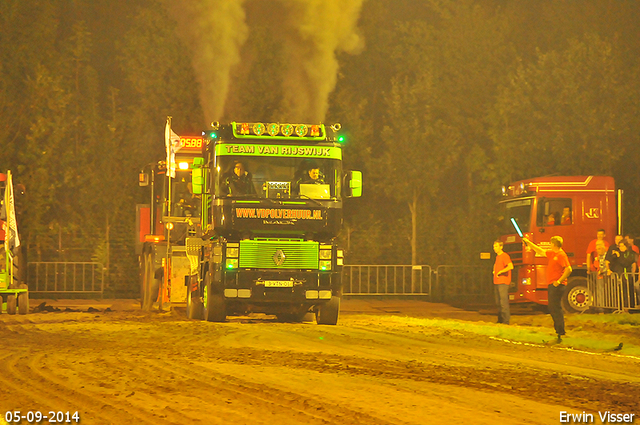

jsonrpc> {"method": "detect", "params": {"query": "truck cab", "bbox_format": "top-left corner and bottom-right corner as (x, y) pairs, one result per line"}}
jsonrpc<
(498, 176), (617, 312)
(188, 122), (362, 324)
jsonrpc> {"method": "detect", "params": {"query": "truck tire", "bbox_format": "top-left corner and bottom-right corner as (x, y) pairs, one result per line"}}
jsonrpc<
(7, 294), (17, 315)
(142, 253), (158, 311)
(316, 296), (340, 325)
(186, 277), (203, 320)
(562, 276), (592, 313)
(203, 273), (225, 322)
(18, 284), (28, 315)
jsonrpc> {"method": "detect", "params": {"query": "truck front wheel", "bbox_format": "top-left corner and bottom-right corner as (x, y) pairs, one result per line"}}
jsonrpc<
(6, 294), (16, 315)
(316, 296), (340, 325)
(562, 276), (592, 313)
(141, 253), (159, 311)
(203, 273), (226, 322)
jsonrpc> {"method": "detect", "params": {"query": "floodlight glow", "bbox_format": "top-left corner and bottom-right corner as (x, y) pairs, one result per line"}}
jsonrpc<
(510, 217), (523, 238)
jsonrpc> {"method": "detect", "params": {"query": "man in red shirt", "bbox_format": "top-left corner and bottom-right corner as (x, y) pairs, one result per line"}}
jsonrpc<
(586, 229), (609, 271)
(493, 241), (513, 324)
(522, 236), (572, 342)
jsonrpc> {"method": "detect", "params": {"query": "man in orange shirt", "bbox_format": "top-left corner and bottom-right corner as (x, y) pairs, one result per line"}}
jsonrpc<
(493, 241), (513, 325)
(522, 236), (572, 342)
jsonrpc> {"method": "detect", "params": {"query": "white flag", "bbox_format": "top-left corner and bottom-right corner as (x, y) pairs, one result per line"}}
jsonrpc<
(4, 170), (20, 253)
(165, 118), (182, 178)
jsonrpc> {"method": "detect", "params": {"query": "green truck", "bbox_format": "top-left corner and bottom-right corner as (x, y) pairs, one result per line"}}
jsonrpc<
(138, 122), (362, 324)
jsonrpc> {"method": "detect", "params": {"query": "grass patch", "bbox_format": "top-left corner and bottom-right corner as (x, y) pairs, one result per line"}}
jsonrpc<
(383, 315), (640, 357)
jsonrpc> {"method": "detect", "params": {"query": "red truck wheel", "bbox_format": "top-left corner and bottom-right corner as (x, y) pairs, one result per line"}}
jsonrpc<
(562, 277), (592, 313)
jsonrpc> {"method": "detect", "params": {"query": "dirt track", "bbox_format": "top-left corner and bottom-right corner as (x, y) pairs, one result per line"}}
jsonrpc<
(0, 300), (639, 425)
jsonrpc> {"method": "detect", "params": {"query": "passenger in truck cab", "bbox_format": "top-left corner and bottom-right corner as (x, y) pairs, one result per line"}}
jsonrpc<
(300, 167), (325, 185)
(560, 207), (572, 225)
(293, 161), (326, 195)
(586, 229), (609, 271)
(223, 160), (256, 196)
(545, 214), (556, 226)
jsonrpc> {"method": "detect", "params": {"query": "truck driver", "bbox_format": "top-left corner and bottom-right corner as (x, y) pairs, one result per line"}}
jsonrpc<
(223, 160), (256, 196)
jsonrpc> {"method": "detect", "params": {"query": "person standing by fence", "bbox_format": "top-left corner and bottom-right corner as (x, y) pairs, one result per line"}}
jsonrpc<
(586, 229), (609, 272)
(609, 239), (637, 309)
(493, 241), (513, 324)
(522, 236), (572, 342)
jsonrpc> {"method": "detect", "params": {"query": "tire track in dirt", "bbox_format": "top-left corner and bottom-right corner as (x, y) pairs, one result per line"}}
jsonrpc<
(184, 327), (640, 413)
(98, 354), (399, 425)
(0, 351), (168, 425)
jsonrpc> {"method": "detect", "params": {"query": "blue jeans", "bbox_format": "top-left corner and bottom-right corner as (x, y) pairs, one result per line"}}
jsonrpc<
(494, 284), (510, 324)
(548, 284), (566, 336)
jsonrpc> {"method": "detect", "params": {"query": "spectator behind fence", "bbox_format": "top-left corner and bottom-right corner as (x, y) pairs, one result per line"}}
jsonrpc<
(605, 234), (623, 272)
(586, 229), (609, 272)
(592, 241), (609, 312)
(609, 239), (637, 309)
(593, 241), (610, 277)
(625, 234), (639, 255)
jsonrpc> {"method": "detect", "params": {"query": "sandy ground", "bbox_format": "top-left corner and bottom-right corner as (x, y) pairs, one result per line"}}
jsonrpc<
(0, 299), (638, 425)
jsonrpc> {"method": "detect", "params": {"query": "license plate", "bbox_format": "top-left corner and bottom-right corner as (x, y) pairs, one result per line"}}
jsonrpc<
(263, 280), (294, 288)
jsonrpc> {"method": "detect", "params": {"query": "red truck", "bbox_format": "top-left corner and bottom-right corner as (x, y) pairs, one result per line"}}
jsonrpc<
(498, 176), (620, 312)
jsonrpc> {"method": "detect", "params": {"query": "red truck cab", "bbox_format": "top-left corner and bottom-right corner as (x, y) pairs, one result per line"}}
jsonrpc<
(499, 176), (618, 312)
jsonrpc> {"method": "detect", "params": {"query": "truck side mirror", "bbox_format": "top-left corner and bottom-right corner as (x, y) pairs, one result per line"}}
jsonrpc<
(344, 170), (362, 198)
(192, 157), (205, 194)
(139, 172), (149, 187)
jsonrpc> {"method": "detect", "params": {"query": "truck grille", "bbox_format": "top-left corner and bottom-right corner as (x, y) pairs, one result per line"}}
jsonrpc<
(503, 243), (523, 264)
(239, 239), (319, 269)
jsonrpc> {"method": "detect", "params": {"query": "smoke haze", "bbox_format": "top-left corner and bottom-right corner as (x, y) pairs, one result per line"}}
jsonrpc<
(168, 0), (365, 124)
(278, 0), (366, 122)
(167, 0), (248, 122)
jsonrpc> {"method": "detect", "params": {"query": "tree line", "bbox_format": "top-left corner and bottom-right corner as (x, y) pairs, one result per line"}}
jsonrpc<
(1, 0), (639, 293)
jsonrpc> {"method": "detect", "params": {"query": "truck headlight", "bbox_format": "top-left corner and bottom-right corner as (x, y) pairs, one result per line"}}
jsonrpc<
(226, 258), (238, 269)
(319, 249), (332, 260)
(521, 277), (531, 286)
(319, 260), (332, 271)
(226, 247), (239, 258)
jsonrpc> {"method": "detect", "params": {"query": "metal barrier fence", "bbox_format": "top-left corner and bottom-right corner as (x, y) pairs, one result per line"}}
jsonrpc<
(434, 265), (493, 303)
(27, 262), (105, 297)
(588, 271), (640, 312)
(342, 265), (432, 295)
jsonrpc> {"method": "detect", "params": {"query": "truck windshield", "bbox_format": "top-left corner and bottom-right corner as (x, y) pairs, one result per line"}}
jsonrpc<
(215, 156), (342, 200)
(170, 169), (201, 218)
(500, 198), (532, 235)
